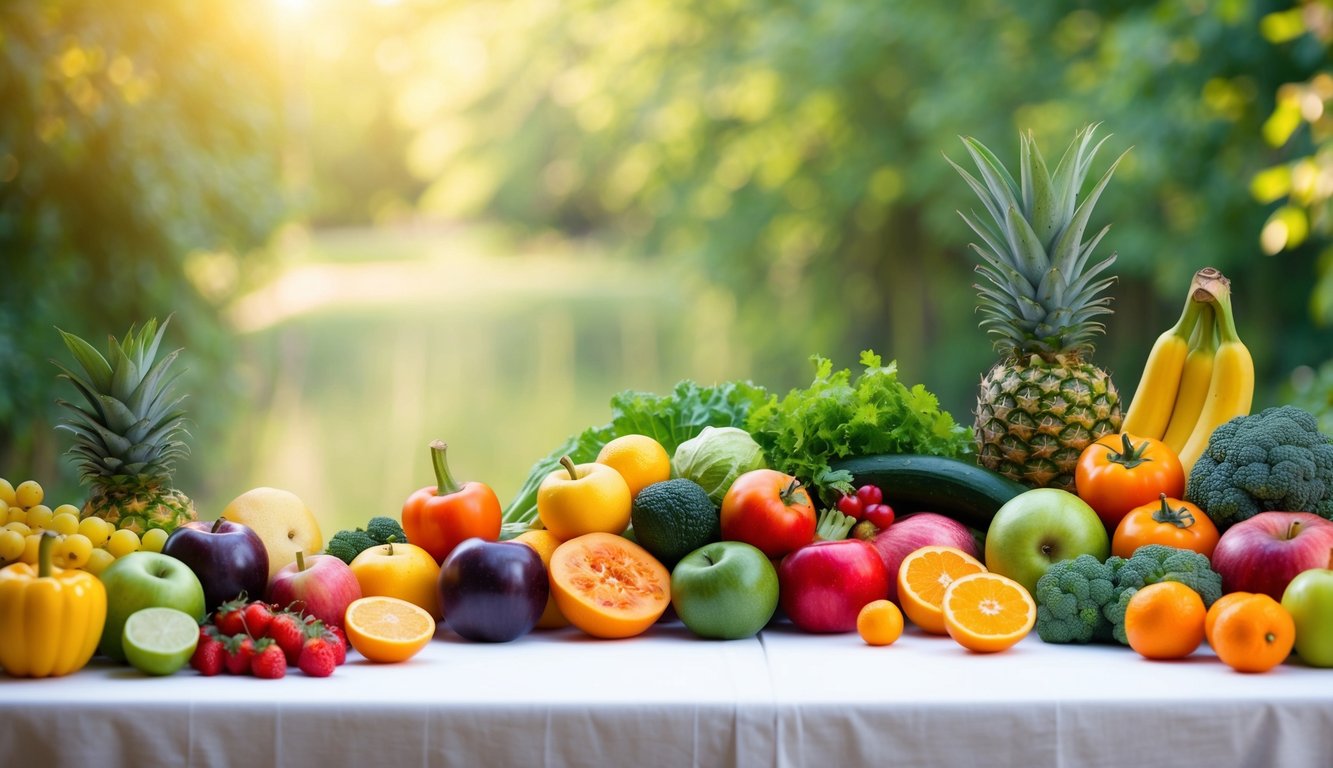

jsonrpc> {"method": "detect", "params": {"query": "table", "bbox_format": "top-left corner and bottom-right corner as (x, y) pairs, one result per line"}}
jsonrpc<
(4, 619), (1332, 768)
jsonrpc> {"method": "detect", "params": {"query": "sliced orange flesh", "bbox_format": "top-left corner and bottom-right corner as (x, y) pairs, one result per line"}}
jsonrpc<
(344, 596), (436, 663)
(942, 572), (1036, 653)
(897, 545), (986, 635)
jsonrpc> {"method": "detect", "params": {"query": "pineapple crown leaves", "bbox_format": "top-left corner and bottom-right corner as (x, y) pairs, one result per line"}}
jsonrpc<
(51, 316), (191, 482)
(946, 123), (1129, 358)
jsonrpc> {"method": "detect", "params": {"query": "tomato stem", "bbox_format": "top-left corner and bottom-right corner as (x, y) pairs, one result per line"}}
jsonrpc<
(1105, 432), (1153, 470)
(430, 440), (463, 496)
(1149, 493), (1195, 529)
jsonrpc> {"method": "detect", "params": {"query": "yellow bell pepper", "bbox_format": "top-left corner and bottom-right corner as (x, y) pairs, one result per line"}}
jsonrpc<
(0, 530), (106, 677)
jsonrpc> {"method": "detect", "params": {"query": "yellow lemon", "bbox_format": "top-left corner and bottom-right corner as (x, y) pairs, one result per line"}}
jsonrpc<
(595, 435), (670, 500)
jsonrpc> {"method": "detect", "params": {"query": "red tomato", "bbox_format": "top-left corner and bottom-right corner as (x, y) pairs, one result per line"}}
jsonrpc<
(1112, 493), (1219, 559)
(720, 469), (816, 559)
(1075, 432), (1185, 529)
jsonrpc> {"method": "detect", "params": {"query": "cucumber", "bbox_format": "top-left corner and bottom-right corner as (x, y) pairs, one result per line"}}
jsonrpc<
(828, 454), (1028, 531)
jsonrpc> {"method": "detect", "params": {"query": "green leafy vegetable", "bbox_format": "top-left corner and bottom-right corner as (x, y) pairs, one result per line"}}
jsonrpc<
(502, 379), (769, 534)
(745, 351), (972, 499)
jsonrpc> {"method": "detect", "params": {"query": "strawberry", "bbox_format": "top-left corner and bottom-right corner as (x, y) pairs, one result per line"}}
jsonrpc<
(250, 638), (287, 680)
(297, 633), (339, 678)
(242, 601), (274, 638)
(190, 633), (226, 677)
(325, 624), (348, 665)
(267, 610), (310, 665)
(214, 595), (250, 637)
(223, 634), (255, 676)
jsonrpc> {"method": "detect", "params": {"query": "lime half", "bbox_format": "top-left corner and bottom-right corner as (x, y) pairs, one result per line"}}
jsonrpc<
(122, 607), (200, 676)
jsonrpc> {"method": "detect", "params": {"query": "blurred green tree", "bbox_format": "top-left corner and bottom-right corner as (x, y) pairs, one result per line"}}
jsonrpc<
(0, 1), (286, 496)
(390, 0), (1332, 418)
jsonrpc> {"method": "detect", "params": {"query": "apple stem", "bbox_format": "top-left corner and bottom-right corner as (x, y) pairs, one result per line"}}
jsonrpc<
(1288, 520), (1304, 540)
(430, 440), (463, 496)
(295, 550), (306, 572)
(1327, 548), (1332, 570)
(559, 455), (579, 482)
(212, 518), (226, 533)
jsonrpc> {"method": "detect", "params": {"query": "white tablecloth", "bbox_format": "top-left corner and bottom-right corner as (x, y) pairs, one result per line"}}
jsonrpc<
(4, 618), (1332, 768)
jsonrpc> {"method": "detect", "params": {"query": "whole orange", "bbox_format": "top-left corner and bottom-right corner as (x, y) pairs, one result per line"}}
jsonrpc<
(349, 541), (442, 619)
(514, 529), (569, 629)
(1209, 593), (1295, 674)
(1124, 581), (1206, 660)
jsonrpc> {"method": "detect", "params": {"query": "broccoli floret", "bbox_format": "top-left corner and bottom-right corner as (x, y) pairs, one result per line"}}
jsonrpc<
(1186, 405), (1333, 529)
(1103, 544), (1223, 644)
(1033, 554), (1125, 644)
(326, 529), (378, 564)
(365, 516), (408, 545)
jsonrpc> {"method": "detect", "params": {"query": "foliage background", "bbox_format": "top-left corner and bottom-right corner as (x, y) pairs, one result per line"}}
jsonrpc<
(1, 0), (1329, 526)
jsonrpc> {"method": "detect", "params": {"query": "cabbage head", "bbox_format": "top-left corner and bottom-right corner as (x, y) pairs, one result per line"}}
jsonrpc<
(670, 427), (766, 505)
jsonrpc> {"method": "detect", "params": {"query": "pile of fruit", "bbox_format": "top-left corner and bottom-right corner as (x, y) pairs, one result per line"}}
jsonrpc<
(3, 126), (1333, 683)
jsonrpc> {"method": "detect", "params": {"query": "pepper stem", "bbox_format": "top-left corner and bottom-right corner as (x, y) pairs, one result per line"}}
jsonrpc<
(559, 455), (579, 482)
(37, 530), (58, 578)
(430, 440), (462, 495)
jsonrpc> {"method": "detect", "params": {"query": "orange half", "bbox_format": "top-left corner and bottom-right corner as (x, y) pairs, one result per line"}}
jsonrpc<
(344, 596), (436, 663)
(941, 572), (1036, 653)
(897, 545), (986, 634)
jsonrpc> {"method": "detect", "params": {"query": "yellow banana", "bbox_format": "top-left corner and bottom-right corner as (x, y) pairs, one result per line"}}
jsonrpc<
(1176, 286), (1254, 474)
(1121, 290), (1204, 439)
(1162, 303), (1217, 454)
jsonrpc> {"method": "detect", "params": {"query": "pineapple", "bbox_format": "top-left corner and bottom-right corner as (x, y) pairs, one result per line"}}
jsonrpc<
(949, 125), (1125, 491)
(53, 317), (197, 534)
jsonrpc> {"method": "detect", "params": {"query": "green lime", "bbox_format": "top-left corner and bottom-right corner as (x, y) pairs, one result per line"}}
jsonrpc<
(122, 607), (200, 676)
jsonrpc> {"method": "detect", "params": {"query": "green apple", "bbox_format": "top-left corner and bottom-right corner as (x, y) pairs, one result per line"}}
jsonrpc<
(1281, 558), (1333, 667)
(99, 552), (206, 662)
(984, 488), (1109, 595)
(671, 541), (778, 639)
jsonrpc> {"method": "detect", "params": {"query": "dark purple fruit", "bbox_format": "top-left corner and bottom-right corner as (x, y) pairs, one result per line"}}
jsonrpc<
(438, 538), (547, 642)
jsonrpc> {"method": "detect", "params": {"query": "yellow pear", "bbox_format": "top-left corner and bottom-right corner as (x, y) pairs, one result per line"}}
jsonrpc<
(221, 487), (323, 583)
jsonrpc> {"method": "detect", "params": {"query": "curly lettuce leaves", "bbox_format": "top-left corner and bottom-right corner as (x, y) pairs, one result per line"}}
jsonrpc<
(745, 351), (973, 500)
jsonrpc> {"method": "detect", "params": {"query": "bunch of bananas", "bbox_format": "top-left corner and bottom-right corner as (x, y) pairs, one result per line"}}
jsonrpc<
(1122, 267), (1254, 473)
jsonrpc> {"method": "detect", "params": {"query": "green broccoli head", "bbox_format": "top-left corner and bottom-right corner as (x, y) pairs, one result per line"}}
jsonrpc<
(1033, 554), (1125, 644)
(1186, 405), (1333, 529)
(366, 516), (408, 545)
(326, 529), (379, 564)
(1103, 544), (1222, 644)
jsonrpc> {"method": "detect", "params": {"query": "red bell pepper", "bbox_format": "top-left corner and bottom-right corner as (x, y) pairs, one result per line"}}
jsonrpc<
(402, 441), (502, 563)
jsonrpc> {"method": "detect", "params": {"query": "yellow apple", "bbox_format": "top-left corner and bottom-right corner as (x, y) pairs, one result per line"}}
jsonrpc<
(220, 487), (323, 583)
(349, 541), (441, 618)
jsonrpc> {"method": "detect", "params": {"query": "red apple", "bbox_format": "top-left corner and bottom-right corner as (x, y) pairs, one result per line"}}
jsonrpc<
(871, 513), (980, 604)
(778, 539), (888, 633)
(1211, 511), (1333, 601)
(267, 551), (363, 628)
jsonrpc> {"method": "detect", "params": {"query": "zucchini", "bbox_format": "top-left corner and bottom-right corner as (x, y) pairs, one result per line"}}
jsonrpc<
(828, 454), (1028, 531)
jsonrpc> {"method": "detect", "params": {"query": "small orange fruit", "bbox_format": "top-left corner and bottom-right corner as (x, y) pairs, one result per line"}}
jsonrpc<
(941, 572), (1035, 653)
(857, 599), (904, 647)
(1124, 582), (1206, 660)
(514, 529), (569, 629)
(343, 596), (436, 663)
(1205, 591), (1253, 647)
(1209, 593), (1295, 674)
(897, 545), (986, 634)
(595, 435), (671, 500)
